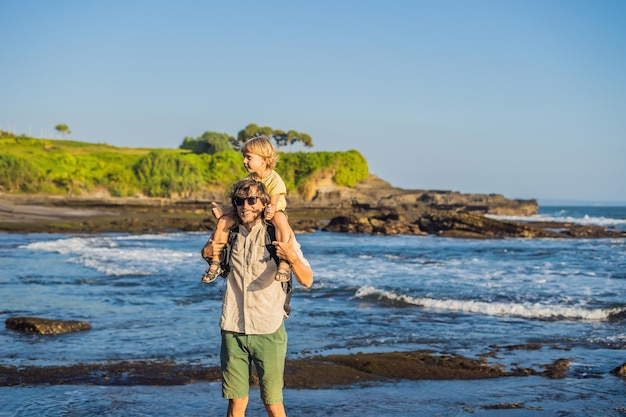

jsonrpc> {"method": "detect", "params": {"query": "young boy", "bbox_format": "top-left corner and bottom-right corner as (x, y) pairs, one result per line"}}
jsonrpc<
(201, 135), (293, 283)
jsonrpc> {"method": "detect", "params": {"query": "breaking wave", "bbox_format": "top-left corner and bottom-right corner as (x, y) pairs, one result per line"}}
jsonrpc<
(355, 286), (625, 321)
(485, 213), (626, 229)
(21, 235), (194, 276)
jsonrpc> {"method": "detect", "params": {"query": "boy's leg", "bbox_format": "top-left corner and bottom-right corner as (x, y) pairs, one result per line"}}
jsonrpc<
(270, 211), (292, 282)
(201, 215), (236, 283)
(213, 215), (237, 261)
(201, 231), (216, 260)
(271, 211), (291, 243)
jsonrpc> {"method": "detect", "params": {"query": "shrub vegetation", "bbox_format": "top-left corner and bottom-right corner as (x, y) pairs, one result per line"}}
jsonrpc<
(0, 132), (368, 198)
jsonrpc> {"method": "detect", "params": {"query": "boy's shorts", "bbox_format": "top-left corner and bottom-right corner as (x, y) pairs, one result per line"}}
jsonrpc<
(220, 323), (287, 404)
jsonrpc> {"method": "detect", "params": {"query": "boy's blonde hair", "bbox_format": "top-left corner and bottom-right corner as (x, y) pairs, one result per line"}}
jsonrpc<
(241, 135), (279, 170)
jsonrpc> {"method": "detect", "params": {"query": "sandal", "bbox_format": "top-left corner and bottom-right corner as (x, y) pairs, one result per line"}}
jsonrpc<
(275, 261), (291, 282)
(201, 260), (222, 284)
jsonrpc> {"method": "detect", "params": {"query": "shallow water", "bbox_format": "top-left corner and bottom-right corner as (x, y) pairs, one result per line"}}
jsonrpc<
(1, 206), (625, 415)
(2, 377), (625, 416)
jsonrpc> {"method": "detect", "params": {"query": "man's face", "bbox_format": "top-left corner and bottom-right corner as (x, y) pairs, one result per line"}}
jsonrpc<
(234, 187), (265, 227)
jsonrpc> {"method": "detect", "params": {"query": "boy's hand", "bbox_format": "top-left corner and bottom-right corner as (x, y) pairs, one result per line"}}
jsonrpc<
(265, 204), (276, 221)
(211, 202), (223, 219)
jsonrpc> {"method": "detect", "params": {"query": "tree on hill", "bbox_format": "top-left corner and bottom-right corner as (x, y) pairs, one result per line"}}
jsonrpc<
(179, 131), (234, 154)
(273, 129), (313, 150)
(236, 124), (314, 150)
(235, 124), (273, 147)
(55, 124), (71, 137)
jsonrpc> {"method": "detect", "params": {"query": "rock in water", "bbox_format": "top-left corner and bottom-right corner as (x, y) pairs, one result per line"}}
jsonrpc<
(5, 316), (91, 335)
(611, 362), (626, 377)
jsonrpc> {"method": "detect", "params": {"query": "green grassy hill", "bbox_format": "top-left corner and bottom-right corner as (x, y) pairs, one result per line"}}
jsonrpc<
(0, 133), (368, 199)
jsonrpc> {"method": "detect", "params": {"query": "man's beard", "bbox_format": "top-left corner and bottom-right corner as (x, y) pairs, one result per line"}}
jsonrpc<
(239, 207), (263, 227)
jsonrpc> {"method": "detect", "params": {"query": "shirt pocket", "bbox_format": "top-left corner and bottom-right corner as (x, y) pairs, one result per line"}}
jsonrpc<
(250, 242), (274, 277)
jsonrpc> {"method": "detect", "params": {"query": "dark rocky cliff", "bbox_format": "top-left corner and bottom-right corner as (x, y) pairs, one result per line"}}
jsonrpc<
(291, 175), (537, 216)
(291, 175), (622, 238)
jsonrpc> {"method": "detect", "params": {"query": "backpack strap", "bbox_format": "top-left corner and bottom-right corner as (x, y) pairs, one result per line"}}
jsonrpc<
(263, 223), (293, 315)
(218, 226), (238, 278)
(263, 224), (279, 265)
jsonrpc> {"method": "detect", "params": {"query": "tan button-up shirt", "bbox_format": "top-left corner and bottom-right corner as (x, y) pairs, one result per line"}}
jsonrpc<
(219, 221), (309, 335)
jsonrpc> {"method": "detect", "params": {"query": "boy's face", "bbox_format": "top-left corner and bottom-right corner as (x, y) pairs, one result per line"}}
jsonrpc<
(243, 152), (265, 173)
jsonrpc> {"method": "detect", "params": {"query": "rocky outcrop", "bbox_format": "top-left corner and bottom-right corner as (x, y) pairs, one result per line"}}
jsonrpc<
(611, 362), (626, 377)
(0, 347), (584, 387)
(301, 175), (553, 238)
(291, 175), (538, 216)
(322, 210), (552, 238)
(310, 176), (626, 239)
(323, 210), (625, 239)
(414, 211), (557, 238)
(322, 213), (426, 235)
(5, 316), (92, 335)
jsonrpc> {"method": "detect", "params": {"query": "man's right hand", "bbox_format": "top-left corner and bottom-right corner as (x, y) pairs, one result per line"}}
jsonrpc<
(201, 239), (226, 260)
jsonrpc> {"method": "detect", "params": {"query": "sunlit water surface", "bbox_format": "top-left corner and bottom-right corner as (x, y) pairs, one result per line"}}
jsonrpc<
(1, 206), (625, 416)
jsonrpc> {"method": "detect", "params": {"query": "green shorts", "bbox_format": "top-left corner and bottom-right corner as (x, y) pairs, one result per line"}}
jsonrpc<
(220, 323), (287, 404)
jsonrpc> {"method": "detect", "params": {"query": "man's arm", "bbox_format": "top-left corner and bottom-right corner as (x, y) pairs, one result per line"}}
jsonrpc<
(273, 234), (313, 288)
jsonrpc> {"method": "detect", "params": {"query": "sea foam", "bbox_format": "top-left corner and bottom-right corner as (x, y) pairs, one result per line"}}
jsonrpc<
(486, 213), (626, 228)
(21, 236), (194, 276)
(355, 286), (624, 321)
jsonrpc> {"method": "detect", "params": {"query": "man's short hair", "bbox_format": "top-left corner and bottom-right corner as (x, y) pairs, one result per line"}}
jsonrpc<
(229, 178), (271, 207)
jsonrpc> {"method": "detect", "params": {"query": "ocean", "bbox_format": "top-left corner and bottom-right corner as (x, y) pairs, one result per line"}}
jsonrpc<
(1, 206), (625, 416)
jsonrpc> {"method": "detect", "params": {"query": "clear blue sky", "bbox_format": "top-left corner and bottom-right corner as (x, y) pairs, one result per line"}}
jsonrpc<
(2, 0), (625, 204)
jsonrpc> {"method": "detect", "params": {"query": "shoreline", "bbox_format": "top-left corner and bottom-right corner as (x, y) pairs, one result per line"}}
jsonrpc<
(0, 194), (328, 234)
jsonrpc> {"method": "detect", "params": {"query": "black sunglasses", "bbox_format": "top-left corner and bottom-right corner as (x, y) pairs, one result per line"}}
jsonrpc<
(234, 196), (260, 206)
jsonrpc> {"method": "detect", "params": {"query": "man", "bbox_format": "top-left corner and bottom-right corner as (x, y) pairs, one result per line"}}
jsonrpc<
(202, 178), (313, 417)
